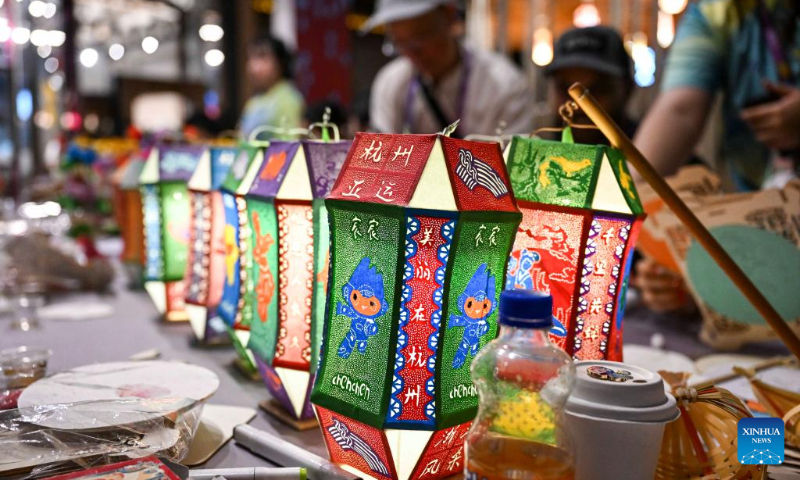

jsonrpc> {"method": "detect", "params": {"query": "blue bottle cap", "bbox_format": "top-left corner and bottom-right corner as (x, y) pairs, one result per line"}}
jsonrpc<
(499, 289), (553, 329)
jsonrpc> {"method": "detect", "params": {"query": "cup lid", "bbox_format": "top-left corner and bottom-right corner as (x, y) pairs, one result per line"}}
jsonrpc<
(565, 360), (679, 423)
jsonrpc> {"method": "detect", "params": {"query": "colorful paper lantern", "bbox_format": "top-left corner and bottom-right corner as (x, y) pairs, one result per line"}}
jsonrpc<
(311, 133), (521, 480)
(504, 137), (644, 361)
(243, 140), (350, 421)
(139, 144), (205, 321)
(184, 146), (239, 344)
(217, 145), (266, 371)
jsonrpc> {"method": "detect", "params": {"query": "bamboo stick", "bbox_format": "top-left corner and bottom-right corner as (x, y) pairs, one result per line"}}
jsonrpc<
(567, 82), (800, 360)
(691, 356), (796, 387)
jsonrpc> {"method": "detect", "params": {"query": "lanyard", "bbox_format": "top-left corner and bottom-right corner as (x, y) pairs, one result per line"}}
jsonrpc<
(402, 49), (472, 135)
(756, 0), (795, 82)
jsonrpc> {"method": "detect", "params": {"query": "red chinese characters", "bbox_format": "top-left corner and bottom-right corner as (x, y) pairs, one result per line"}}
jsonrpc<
(329, 135), (435, 206)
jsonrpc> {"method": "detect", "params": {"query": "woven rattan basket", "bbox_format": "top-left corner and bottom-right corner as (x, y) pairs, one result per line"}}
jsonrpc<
(654, 372), (767, 480)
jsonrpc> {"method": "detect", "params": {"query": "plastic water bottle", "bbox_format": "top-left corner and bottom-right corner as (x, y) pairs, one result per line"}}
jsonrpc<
(465, 290), (576, 480)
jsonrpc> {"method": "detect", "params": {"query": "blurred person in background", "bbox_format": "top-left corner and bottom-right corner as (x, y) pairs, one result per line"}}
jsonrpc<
(239, 35), (305, 140)
(543, 26), (695, 314)
(368, 0), (533, 137)
(544, 26), (635, 145)
(635, 0), (799, 192)
(634, 0), (799, 314)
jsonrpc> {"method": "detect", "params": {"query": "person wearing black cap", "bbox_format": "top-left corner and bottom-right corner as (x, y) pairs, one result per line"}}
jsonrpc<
(367, 0), (533, 137)
(545, 26), (635, 145)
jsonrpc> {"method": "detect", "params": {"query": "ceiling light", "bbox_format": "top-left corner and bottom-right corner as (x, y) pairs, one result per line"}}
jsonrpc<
(11, 27), (30, 45)
(658, 0), (688, 15)
(43, 3), (56, 18)
(142, 36), (158, 54)
(531, 28), (553, 66)
(204, 48), (224, 67)
(109, 43), (124, 61)
(573, 3), (601, 28)
(44, 57), (58, 73)
(29, 0), (46, 17)
(30, 29), (48, 46)
(657, 10), (675, 48)
(80, 48), (98, 68)
(47, 30), (65, 47)
(199, 24), (223, 42)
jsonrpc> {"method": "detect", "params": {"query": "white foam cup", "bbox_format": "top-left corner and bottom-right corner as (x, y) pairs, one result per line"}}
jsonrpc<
(564, 360), (680, 480)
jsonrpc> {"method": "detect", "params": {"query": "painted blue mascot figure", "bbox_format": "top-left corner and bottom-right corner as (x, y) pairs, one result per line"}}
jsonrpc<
(337, 257), (388, 359)
(449, 263), (496, 369)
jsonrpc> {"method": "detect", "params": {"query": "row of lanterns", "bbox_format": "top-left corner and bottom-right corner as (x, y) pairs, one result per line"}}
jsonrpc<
(117, 131), (644, 480)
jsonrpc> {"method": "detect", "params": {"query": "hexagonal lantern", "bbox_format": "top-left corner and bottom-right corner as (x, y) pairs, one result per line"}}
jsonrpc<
(184, 146), (239, 344)
(243, 140), (350, 421)
(311, 133), (521, 480)
(139, 144), (206, 321)
(504, 137), (644, 361)
(217, 145), (266, 372)
(117, 155), (146, 288)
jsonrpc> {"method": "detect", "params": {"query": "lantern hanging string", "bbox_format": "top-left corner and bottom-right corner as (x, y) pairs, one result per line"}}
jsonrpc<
(566, 81), (800, 361)
(249, 116), (309, 143)
(464, 120), (509, 148)
(531, 100), (600, 138)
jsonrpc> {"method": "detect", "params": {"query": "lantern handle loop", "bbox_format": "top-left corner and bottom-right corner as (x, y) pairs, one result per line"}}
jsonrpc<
(249, 117), (309, 142)
(531, 100), (599, 138)
(307, 107), (340, 142)
(465, 121), (510, 147)
(249, 124), (286, 142)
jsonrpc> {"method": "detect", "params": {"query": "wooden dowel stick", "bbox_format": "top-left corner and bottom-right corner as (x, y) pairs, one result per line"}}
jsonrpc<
(690, 356), (796, 387)
(568, 82), (800, 360)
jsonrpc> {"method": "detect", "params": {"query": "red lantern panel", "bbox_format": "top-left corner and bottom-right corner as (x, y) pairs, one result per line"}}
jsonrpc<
(507, 205), (589, 352)
(410, 423), (470, 479)
(573, 216), (632, 360)
(388, 215), (452, 427)
(329, 134), (436, 206)
(165, 281), (186, 317)
(316, 406), (396, 480)
(274, 202), (314, 371)
(607, 219), (642, 360)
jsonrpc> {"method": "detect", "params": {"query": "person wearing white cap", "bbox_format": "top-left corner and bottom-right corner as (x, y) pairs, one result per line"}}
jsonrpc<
(367, 0), (533, 137)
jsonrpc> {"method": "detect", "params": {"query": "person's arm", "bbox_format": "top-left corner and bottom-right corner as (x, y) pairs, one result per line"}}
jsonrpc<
(633, 87), (713, 178)
(633, 2), (723, 179)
